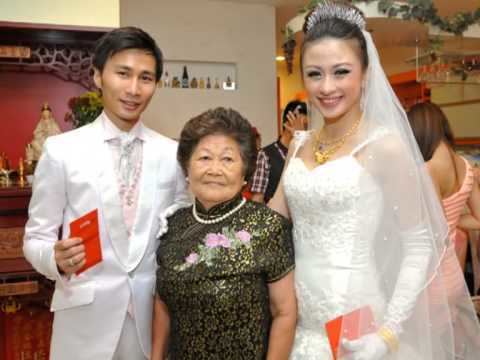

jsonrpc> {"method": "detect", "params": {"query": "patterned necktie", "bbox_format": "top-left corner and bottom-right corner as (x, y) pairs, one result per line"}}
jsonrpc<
(118, 133), (137, 188)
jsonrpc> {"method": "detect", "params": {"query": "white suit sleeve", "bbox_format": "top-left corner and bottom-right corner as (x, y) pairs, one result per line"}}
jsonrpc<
(23, 138), (67, 282)
(156, 161), (191, 239)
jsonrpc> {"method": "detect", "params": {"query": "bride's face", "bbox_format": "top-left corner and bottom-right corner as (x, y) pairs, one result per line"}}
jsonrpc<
(302, 37), (365, 123)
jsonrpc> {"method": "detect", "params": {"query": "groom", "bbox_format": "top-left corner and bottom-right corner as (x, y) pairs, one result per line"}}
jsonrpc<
(23, 27), (189, 360)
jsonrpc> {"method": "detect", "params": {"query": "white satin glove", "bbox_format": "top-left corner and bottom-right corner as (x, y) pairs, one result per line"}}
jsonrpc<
(342, 334), (388, 360)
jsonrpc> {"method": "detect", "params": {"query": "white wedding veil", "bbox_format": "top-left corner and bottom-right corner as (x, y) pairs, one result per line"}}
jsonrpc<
(302, 2), (480, 359)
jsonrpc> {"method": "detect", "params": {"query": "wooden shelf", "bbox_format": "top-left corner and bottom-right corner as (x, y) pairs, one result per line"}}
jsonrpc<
(389, 70), (430, 110)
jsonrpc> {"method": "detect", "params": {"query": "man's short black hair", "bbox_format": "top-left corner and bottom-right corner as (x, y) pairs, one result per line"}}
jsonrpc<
(93, 26), (163, 82)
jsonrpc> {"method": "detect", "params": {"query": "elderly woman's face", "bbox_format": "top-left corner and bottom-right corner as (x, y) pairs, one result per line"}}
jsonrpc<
(188, 134), (245, 210)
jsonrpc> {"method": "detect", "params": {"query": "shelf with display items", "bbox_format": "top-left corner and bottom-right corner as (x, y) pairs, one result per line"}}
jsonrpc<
(158, 60), (237, 91)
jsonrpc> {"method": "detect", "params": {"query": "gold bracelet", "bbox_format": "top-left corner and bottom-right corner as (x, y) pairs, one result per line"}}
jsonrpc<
(377, 326), (399, 352)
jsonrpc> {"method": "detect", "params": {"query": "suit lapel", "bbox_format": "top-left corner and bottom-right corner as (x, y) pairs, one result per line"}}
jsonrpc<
(128, 127), (157, 271)
(91, 119), (130, 270)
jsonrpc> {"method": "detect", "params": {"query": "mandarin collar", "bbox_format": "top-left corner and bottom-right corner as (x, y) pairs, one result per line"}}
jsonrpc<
(195, 193), (244, 217)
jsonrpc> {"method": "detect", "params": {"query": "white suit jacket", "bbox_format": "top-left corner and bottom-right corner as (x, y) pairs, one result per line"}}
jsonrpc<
(23, 117), (189, 359)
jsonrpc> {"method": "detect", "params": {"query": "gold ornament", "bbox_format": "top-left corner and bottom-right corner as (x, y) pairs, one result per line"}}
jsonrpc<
(314, 141), (345, 165)
(313, 117), (361, 165)
(378, 326), (399, 352)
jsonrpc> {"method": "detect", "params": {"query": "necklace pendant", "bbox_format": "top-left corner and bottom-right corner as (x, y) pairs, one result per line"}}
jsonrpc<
(314, 150), (328, 165)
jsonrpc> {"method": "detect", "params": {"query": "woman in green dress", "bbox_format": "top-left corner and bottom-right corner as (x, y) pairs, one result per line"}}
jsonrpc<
(152, 107), (297, 360)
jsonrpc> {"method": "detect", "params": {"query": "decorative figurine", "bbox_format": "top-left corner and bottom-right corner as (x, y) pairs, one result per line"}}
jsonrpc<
(30, 102), (61, 161)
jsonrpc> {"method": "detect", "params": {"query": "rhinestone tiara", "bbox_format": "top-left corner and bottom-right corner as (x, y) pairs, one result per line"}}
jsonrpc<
(304, 1), (366, 33)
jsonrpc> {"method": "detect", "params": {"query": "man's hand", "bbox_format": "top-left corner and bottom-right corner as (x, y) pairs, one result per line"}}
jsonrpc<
(54, 237), (86, 275)
(284, 107), (308, 134)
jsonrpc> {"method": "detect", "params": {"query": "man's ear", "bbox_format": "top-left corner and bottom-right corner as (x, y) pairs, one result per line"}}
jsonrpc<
(93, 68), (102, 89)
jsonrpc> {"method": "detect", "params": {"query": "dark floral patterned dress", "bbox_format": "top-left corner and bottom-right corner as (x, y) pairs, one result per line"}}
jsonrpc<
(156, 195), (294, 359)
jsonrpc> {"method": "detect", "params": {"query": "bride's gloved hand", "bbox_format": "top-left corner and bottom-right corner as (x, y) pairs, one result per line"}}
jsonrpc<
(342, 334), (388, 360)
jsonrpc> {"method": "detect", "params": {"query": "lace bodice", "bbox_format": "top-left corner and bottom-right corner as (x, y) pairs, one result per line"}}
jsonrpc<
(284, 131), (383, 268)
(285, 156), (382, 266)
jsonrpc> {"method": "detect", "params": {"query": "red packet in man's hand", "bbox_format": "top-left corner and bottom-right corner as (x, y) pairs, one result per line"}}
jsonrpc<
(69, 209), (102, 275)
(325, 305), (377, 360)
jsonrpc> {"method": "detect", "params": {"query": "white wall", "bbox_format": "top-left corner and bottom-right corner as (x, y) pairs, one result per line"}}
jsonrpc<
(432, 84), (480, 138)
(121, 0), (278, 143)
(0, 0), (119, 27)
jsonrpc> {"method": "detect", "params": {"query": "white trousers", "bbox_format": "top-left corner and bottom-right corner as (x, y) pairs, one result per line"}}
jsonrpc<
(112, 313), (147, 360)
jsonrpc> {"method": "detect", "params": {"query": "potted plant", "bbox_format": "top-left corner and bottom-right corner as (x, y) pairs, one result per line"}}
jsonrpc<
(64, 91), (103, 128)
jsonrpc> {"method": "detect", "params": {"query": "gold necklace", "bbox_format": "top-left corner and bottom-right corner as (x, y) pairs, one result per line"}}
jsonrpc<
(314, 117), (361, 165)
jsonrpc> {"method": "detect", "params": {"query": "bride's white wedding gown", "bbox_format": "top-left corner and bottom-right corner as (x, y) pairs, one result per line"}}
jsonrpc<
(284, 131), (420, 360)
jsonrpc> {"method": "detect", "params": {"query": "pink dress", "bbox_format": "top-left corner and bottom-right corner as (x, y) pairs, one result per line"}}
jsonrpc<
(443, 157), (474, 245)
(430, 157), (473, 316)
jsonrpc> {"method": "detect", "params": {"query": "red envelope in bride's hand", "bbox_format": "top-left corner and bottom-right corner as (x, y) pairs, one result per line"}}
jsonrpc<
(325, 305), (377, 360)
(69, 209), (102, 275)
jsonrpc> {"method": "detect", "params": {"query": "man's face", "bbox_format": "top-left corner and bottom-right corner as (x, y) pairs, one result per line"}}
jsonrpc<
(94, 48), (157, 130)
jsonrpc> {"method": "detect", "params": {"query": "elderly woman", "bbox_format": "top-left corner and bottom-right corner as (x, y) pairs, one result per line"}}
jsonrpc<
(152, 107), (296, 360)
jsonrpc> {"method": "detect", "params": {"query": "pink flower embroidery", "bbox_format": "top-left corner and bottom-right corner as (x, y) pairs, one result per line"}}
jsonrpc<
(217, 234), (231, 248)
(185, 252), (199, 264)
(236, 230), (251, 244)
(175, 227), (254, 271)
(205, 233), (220, 248)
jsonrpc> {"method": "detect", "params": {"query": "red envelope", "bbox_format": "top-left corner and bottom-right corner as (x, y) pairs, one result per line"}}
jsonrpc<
(325, 305), (377, 360)
(69, 209), (102, 275)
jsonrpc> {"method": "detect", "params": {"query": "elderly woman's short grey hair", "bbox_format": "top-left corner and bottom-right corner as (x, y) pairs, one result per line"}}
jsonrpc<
(177, 107), (257, 181)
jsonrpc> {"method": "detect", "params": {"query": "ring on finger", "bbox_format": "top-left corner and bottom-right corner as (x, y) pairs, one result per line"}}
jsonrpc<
(69, 258), (75, 267)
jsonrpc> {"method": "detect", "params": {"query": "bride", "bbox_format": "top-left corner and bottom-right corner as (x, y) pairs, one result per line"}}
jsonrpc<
(270, 2), (480, 359)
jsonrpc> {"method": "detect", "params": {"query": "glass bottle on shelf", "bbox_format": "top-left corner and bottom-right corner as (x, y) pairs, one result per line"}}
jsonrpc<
(163, 71), (170, 88)
(206, 77), (212, 89)
(182, 66), (189, 88)
(223, 76), (235, 90)
(190, 77), (198, 88)
(172, 76), (180, 88)
(199, 77), (205, 89)
(214, 78), (220, 89)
